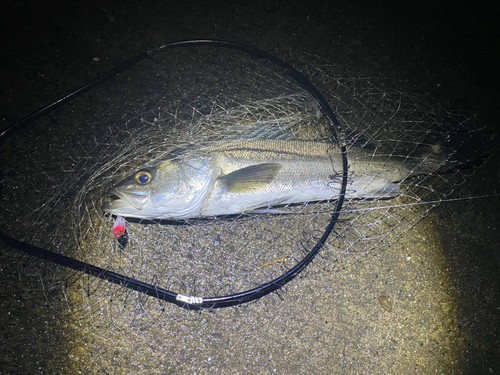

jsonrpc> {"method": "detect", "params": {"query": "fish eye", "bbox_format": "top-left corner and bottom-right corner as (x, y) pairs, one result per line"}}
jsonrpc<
(135, 171), (152, 184)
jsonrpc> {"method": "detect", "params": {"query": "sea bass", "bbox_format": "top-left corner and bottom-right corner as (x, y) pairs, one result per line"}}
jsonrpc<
(102, 137), (453, 220)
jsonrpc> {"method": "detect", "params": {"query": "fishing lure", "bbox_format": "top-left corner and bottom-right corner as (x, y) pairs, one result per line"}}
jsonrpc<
(112, 216), (126, 238)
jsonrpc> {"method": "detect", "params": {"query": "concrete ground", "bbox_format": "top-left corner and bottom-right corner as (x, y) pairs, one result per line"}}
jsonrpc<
(1, 1), (499, 373)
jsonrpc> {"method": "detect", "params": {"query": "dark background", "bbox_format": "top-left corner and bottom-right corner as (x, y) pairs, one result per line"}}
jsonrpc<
(1, 0), (499, 372)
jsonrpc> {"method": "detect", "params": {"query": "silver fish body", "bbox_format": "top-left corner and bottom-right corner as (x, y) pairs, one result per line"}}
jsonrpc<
(101, 138), (428, 220)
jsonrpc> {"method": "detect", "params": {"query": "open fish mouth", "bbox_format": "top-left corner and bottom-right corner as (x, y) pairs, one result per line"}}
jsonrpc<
(102, 188), (150, 211)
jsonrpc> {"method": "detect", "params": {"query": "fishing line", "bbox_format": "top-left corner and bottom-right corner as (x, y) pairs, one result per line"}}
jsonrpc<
(0, 40), (348, 308)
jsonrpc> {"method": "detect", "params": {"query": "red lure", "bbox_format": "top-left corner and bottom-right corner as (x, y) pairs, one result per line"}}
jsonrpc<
(112, 216), (126, 238)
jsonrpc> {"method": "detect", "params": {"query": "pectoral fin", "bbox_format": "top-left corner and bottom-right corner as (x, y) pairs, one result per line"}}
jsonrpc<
(219, 163), (282, 193)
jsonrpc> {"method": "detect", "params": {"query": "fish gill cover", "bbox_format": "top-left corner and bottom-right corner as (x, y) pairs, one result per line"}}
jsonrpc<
(0, 43), (495, 321)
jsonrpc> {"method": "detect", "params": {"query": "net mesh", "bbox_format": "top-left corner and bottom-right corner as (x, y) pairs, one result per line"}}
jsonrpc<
(0, 45), (494, 322)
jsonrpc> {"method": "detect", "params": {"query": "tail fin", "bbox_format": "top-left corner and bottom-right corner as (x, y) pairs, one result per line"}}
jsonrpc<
(406, 116), (497, 175)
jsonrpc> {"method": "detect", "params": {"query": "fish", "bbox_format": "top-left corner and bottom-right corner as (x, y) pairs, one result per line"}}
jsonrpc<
(101, 135), (475, 220)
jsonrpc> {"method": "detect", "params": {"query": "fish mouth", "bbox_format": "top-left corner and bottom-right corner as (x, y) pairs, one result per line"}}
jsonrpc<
(102, 188), (150, 212)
